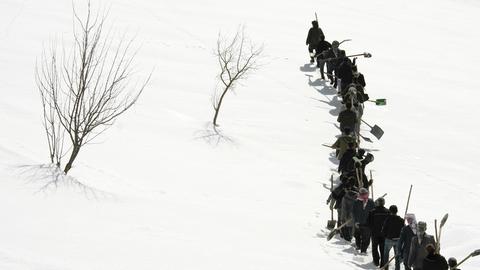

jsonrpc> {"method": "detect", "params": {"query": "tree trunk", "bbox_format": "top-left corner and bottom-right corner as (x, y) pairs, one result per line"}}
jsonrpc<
(63, 145), (81, 174)
(213, 88), (229, 126)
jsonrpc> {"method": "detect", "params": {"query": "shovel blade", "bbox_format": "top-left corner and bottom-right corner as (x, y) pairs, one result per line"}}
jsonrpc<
(327, 220), (337, 230)
(327, 229), (338, 241)
(440, 213), (449, 227)
(370, 125), (384, 140)
(375, 99), (387, 106)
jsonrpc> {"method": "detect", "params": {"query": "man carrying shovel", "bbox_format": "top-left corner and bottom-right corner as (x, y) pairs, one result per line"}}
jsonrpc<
(352, 188), (375, 254)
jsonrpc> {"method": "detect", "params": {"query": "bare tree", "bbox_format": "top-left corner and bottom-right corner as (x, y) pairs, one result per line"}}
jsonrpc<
(212, 27), (262, 126)
(35, 2), (150, 174)
(37, 47), (66, 167)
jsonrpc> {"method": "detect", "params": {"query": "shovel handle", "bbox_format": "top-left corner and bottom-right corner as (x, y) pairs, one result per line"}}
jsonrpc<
(380, 256), (396, 269)
(361, 119), (373, 129)
(453, 254), (473, 269)
(330, 175), (334, 220)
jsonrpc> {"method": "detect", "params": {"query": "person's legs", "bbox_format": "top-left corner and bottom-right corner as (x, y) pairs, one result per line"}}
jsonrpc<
(318, 59), (326, 79)
(341, 226), (352, 242)
(403, 257), (411, 270)
(378, 237), (386, 266)
(383, 239), (393, 269)
(371, 236), (381, 266)
(327, 63), (334, 84)
(360, 227), (371, 252)
(391, 240), (400, 270)
(354, 228), (361, 249)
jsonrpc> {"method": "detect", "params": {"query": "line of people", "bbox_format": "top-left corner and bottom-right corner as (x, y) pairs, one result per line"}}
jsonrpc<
(306, 20), (461, 270)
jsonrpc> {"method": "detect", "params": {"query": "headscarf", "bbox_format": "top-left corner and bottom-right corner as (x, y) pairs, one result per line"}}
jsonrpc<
(405, 213), (417, 234)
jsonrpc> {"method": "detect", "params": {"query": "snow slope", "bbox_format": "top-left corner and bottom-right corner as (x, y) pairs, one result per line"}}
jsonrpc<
(0, 0), (479, 269)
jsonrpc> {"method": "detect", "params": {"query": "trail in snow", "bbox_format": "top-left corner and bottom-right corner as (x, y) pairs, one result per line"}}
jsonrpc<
(301, 60), (380, 269)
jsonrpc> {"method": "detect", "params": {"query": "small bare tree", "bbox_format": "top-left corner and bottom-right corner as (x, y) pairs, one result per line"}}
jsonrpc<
(38, 65), (65, 167)
(212, 27), (262, 126)
(36, 2), (150, 174)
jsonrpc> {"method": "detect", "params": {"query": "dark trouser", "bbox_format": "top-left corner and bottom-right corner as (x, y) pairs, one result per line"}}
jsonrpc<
(383, 238), (400, 270)
(327, 63), (335, 84)
(340, 80), (351, 94)
(401, 251), (411, 270)
(341, 226), (353, 242)
(354, 226), (371, 252)
(371, 235), (385, 265)
(316, 57), (326, 78)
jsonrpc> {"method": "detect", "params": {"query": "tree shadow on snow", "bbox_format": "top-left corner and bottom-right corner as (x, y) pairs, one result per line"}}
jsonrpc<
(14, 164), (115, 200)
(194, 122), (236, 147)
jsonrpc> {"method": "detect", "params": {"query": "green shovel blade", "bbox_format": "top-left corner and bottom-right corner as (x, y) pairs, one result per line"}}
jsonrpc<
(375, 99), (386, 105)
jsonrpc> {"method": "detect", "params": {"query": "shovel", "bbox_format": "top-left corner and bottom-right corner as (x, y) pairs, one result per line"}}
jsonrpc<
(361, 119), (384, 140)
(367, 98), (387, 106)
(436, 213), (449, 253)
(453, 249), (480, 269)
(327, 218), (352, 241)
(327, 174), (337, 230)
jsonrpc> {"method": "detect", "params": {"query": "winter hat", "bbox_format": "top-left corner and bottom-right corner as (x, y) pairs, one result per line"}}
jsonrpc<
(448, 258), (457, 267)
(389, 205), (398, 214)
(359, 188), (369, 195)
(332, 40), (340, 47)
(375, 197), (385, 207)
(417, 221), (427, 233)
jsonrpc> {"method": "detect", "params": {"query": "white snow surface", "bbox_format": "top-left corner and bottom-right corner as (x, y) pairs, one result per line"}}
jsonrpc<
(1, 0), (479, 269)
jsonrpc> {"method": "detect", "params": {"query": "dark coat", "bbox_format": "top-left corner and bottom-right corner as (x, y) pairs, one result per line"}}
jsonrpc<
(408, 234), (436, 269)
(337, 109), (357, 132)
(382, 215), (405, 240)
(340, 190), (357, 225)
(315, 40), (331, 58)
(423, 254), (448, 270)
(337, 58), (353, 87)
(352, 199), (375, 226)
(332, 135), (357, 159)
(352, 73), (366, 88)
(338, 149), (356, 174)
(397, 225), (415, 259)
(343, 84), (367, 105)
(367, 206), (390, 237)
(325, 49), (344, 70)
(306, 26), (324, 45)
(331, 184), (346, 209)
